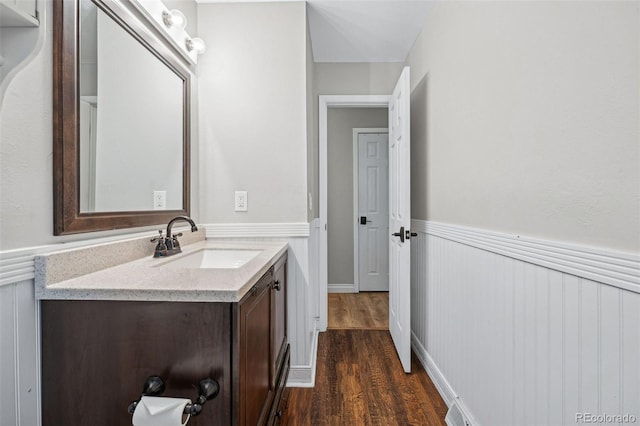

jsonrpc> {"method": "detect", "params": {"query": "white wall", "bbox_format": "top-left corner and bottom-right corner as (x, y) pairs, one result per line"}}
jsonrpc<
(406, 2), (640, 424)
(407, 1), (640, 253)
(196, 0), (319, 384)
(315, 63), (403, 96)
(0, 0), (54, 252)
(327, 108), (387, 286)
(197, 2), (308, 224)
(306, 6), (316, 222)
(0, 5), (40, 97)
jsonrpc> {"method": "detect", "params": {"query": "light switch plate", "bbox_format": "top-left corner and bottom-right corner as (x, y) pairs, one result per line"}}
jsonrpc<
(235, 191), (248, 212)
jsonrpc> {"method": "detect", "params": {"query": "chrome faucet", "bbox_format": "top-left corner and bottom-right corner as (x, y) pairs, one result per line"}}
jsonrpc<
(151, 216), (198, 258)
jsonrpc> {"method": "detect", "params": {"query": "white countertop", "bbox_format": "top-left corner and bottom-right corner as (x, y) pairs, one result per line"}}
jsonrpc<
(35, 240), (288, 303)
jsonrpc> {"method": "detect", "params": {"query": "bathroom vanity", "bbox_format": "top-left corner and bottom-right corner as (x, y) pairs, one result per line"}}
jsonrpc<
(37, 237), (289, 425)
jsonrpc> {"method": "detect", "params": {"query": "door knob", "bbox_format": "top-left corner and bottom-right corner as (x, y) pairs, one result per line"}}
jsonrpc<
(406, 230), (418, 240)
(392, 226), (405, 243)
(360, 216), (372, 225)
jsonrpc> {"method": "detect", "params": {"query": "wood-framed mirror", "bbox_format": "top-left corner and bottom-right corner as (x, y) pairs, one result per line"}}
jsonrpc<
(53, 0), (191, 235)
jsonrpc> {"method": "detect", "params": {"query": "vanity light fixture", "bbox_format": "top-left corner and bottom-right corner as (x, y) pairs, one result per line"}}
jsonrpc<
(185, 37), (206, 55)
(162, 9), (187, 30)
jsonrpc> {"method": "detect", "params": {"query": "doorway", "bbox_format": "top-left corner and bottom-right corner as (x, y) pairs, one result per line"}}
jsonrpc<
(325, 107), (389, 295)
(327, 126), (390, 334)
(318, 95), (390, 332)
(319, 67), (412, 372)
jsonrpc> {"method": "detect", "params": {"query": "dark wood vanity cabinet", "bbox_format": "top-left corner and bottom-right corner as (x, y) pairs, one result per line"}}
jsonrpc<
(41, 252), (288, 426)
(236, 253), (288, 426)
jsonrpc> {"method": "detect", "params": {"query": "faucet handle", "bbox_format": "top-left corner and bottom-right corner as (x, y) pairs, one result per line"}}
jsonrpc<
(171, 233), (183, 250)
(152, 230), (168, 258)
(150, 230), (165, 243)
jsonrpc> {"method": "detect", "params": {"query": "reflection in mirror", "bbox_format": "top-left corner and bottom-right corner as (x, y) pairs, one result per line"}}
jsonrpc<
(78, 0), (183, 212)
(53, 0), (191, 235)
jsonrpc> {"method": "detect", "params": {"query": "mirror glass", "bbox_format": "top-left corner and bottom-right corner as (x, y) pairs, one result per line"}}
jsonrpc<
(78, 0), (183, 212)
(53, 0), (191, 235)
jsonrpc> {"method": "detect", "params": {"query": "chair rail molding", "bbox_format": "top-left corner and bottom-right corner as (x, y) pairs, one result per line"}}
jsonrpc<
(204, 222), (311, 238)
(412, 220), (639, 293)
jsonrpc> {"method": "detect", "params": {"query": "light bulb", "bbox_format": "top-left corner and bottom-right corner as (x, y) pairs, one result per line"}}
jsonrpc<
(185, 38), (206, 55)
(162, 9), (187, 30)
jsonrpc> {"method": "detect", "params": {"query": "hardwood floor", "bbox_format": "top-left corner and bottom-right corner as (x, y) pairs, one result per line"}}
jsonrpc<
(281, 329), (448, 425)
(328, 292), (389, 330)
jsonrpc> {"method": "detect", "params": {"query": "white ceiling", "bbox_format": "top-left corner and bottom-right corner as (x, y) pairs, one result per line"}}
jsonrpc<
(307, 1), (434, 63)
(196, 0), (435, 63)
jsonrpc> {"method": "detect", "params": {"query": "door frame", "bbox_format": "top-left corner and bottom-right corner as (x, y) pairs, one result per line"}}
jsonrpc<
(352, 128), (389, 294)
(318, 95), (390, 331)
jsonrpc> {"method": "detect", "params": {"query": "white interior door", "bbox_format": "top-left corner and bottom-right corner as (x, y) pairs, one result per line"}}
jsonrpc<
(389, 66), (411, 373)
(357, 132), (389, 292)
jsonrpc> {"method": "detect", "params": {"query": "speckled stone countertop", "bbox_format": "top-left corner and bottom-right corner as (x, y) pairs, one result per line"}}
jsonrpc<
(35, 237), (288, 303)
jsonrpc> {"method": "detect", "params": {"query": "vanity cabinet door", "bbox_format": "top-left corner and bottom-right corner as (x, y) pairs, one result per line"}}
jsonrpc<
(270, 257), (287, 389)
(239, 271), (274, 426)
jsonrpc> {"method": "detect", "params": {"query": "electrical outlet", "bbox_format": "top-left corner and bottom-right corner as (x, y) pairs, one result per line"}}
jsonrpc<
(235, 191), (248, 212)
(153, 191), (167, 210)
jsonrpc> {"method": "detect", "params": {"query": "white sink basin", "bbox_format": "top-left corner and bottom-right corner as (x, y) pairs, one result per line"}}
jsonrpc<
(160, 249), (262, 269)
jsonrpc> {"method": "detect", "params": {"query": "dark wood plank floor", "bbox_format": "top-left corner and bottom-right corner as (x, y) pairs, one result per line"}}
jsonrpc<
(328, 292), (389, 330)
(281, 330), (447, 425)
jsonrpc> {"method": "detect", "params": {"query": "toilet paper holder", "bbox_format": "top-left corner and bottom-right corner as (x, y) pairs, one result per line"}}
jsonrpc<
(128, 375), (220, 417)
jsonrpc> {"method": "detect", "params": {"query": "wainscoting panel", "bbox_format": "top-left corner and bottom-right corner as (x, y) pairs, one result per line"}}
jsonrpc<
(410, 220), (640, 426)
(0, 280), (40, 426)
(287, 236), (313, 367)
(287, 219), (321, 386)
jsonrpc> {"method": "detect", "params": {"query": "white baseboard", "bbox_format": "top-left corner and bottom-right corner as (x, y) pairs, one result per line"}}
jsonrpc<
(287, 330), (319, 388)
(328, 283), (356, 293)
(411, 332), (456, 406)
(411, 333), (479, 426)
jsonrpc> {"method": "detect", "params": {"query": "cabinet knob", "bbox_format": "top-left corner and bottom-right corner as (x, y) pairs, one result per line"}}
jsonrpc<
(273, 280), (281, 291)
(276, 410), (283, 418)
